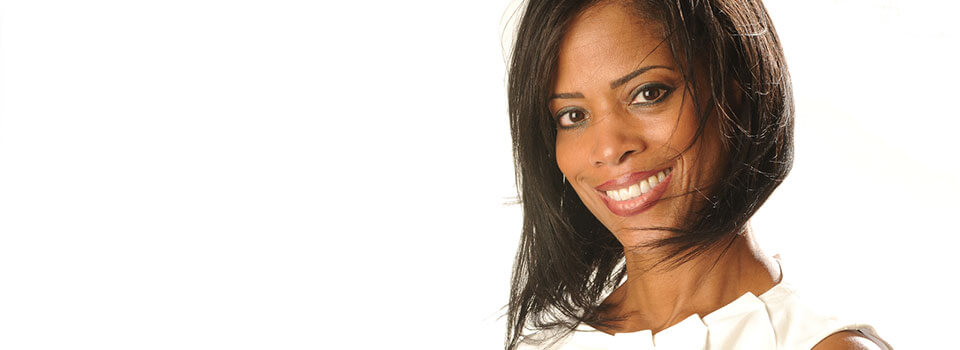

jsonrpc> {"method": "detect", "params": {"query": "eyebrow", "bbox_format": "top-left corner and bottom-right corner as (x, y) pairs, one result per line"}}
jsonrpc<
(549, 65), (674, 100)
(549, 92), (585, 99)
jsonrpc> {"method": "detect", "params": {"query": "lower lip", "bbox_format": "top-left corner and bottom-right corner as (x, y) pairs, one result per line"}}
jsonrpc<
(598, 171), (673, 217)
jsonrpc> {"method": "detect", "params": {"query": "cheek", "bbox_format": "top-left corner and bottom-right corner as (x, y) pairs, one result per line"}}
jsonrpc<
(672, 108), (726, 190)
(555, 134), (585, 178)
(668, 97), (702, 147)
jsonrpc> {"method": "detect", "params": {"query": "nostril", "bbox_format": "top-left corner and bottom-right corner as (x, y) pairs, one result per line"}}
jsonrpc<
(588, 129), (645, 167)
(618, 150), (636, 164)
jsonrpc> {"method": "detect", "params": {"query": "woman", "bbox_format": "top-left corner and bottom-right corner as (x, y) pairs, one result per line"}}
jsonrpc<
(504, 0), (891, 349)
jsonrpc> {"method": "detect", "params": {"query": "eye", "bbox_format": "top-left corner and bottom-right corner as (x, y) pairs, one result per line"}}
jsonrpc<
(630, 83), (674, 106)
(555, 108), (588, 129)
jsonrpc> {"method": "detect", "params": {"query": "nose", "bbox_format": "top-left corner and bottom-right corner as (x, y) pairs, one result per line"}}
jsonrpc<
(587, 112), (646, 167)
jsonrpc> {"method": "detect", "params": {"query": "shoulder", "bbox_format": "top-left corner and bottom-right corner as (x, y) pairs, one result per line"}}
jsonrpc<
(812, 331), (886, 350)
(754, 282), (891, 349)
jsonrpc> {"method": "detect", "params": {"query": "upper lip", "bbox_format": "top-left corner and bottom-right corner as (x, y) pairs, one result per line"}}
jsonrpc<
(594, 167), (670, 192)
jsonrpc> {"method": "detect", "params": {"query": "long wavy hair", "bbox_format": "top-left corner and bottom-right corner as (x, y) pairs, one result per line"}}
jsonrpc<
(504, 0), (794, 348)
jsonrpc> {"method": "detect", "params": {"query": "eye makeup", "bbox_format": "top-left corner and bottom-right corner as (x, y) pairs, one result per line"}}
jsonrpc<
(554, 106), (589, 129)
(628, 82), (676, 107)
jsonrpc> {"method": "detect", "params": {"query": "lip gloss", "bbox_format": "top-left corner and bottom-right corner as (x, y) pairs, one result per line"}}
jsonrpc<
(596, 169), (673, 217)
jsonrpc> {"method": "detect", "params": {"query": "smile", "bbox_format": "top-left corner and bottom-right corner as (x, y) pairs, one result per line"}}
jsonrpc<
(594, 167), (673, 216)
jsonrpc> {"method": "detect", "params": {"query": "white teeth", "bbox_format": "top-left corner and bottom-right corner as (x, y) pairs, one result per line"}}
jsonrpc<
(639, 179), (651, 194)
(607, 190), (621, 201)
(648, 174), (659, 188)
(604, 168), (672, 202)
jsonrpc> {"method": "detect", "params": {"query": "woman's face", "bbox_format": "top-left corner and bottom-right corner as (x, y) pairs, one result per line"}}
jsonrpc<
(551, 3), (725, 246)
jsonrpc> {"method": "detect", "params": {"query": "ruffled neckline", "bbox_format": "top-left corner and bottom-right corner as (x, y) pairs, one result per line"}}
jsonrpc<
(565, 257), (788, 349)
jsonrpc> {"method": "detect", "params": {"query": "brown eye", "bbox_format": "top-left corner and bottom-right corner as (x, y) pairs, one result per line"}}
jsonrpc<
(556, 108), (588, 129)
(567, 110), (586, 123)
(630, 83), (674, 106)
(642, 88), (662, 101)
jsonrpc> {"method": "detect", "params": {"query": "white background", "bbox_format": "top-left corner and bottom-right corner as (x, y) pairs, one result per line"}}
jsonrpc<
(0, 0), (956, 348)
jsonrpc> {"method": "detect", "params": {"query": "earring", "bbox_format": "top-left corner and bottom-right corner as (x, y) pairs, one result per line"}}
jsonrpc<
(560, 175), (567, 211)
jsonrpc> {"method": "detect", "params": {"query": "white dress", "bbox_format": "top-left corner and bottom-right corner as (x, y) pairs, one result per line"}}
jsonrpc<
(517, 259), (892, 349)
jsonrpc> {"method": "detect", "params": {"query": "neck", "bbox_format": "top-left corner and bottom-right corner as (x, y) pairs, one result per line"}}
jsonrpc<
(595, 226), (780, 334)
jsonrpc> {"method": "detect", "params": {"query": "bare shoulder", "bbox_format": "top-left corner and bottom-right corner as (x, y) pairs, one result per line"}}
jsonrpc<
(812, 330), (885, 350)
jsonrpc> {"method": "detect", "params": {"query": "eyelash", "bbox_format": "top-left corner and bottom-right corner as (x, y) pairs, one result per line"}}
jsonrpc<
(629, 83), (675, 107)
(554, 83), (675, 129)
(554, 107), (588, 130)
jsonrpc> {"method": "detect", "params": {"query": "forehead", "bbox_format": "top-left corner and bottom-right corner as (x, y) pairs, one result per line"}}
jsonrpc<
(555, 3), (670, 89)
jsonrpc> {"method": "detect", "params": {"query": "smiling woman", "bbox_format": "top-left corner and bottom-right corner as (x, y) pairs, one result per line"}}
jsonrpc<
(504, 1), (892, 349)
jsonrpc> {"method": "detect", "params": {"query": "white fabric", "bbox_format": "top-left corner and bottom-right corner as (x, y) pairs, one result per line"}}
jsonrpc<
(517, 260), (892, 349)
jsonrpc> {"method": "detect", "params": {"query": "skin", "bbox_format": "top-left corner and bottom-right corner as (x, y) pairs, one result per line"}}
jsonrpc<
(550, 3), (881, 349)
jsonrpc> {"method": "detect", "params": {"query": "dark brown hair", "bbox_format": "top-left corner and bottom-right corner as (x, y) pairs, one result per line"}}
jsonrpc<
(505, 0), (793, 348)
